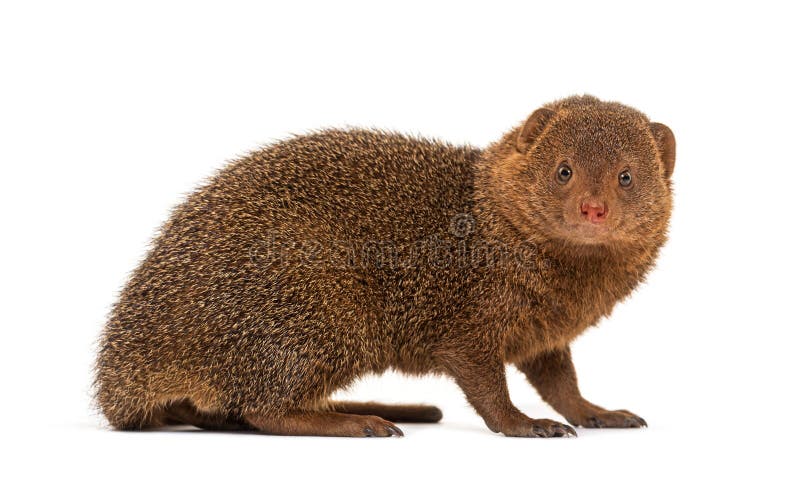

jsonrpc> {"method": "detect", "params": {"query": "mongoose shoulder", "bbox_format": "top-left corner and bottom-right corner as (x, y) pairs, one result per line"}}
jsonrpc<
(96, 95), (674, 437)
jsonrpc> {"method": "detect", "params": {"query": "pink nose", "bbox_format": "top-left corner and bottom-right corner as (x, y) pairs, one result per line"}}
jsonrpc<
(580, 200), (607, 224)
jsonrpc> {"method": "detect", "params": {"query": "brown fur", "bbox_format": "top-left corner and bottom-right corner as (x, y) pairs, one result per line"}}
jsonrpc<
(95, 95), (674, 437)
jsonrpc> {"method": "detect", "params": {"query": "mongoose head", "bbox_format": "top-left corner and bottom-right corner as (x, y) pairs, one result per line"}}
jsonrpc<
(486, 95), (675, 249)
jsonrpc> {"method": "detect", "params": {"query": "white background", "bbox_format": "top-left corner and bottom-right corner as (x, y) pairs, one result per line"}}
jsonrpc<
(2, 1), (798, 479)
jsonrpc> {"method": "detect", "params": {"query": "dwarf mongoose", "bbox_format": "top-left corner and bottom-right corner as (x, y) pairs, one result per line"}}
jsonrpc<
(96, 95), (674, 437)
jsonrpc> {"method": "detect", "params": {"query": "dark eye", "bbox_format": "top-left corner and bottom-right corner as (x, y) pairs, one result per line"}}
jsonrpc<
(618, 169), (633, 187)
(556, 163), (572, 184)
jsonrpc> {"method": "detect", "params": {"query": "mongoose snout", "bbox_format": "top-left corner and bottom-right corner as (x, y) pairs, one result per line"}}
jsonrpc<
(579, 200), (608, 224)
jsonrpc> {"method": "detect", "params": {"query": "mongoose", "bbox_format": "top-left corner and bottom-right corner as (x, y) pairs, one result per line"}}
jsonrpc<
(95, 95), (674, 437)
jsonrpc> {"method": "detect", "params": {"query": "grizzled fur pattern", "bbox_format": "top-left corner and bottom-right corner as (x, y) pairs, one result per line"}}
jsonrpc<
(96, 95), (674, 437)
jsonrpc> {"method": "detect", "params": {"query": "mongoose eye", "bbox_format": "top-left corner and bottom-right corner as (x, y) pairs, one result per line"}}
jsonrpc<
(556, 163), (572, 184)
(618, 169), (633, 187)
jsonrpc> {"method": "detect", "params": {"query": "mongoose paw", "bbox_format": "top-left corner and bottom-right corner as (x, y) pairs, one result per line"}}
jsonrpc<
(360, 416), (404, 437)
(567, 409), (647, 429)
(500, 418), (577, 438)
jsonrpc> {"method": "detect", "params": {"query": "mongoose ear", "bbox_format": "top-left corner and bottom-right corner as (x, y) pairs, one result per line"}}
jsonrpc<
(516, 108), (556, 153)
(649, 122), (675, 178)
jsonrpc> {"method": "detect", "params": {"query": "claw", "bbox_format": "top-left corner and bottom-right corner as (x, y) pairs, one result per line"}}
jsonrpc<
(622, 415), (647, 428)
(564, 425), (577, 437)
(363, 427), (375, 437)
(387, 425), (404, 437)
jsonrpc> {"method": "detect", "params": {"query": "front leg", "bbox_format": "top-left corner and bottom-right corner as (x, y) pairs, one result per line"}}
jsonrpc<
(437, 348), (575, 437)
(516, 347), (647, 428)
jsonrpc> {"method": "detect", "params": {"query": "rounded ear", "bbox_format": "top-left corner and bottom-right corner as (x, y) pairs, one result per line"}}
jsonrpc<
(516, 108), (556, 153)
(649, 122), (675, 178)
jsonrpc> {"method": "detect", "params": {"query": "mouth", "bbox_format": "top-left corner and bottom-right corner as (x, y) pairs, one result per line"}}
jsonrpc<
(560, 221), (615, 245)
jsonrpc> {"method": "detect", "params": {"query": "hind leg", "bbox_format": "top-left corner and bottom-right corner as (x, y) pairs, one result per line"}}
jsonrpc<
(162, 400), (254, 431)
(329, 401), (442, 423)
(244, 411), (404, 437)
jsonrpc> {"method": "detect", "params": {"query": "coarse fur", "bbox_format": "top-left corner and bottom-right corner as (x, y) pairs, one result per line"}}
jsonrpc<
(95, 95), (674, 437)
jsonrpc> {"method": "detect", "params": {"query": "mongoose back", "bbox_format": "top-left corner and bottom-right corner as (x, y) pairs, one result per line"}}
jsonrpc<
(96, 95), (675, 437)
